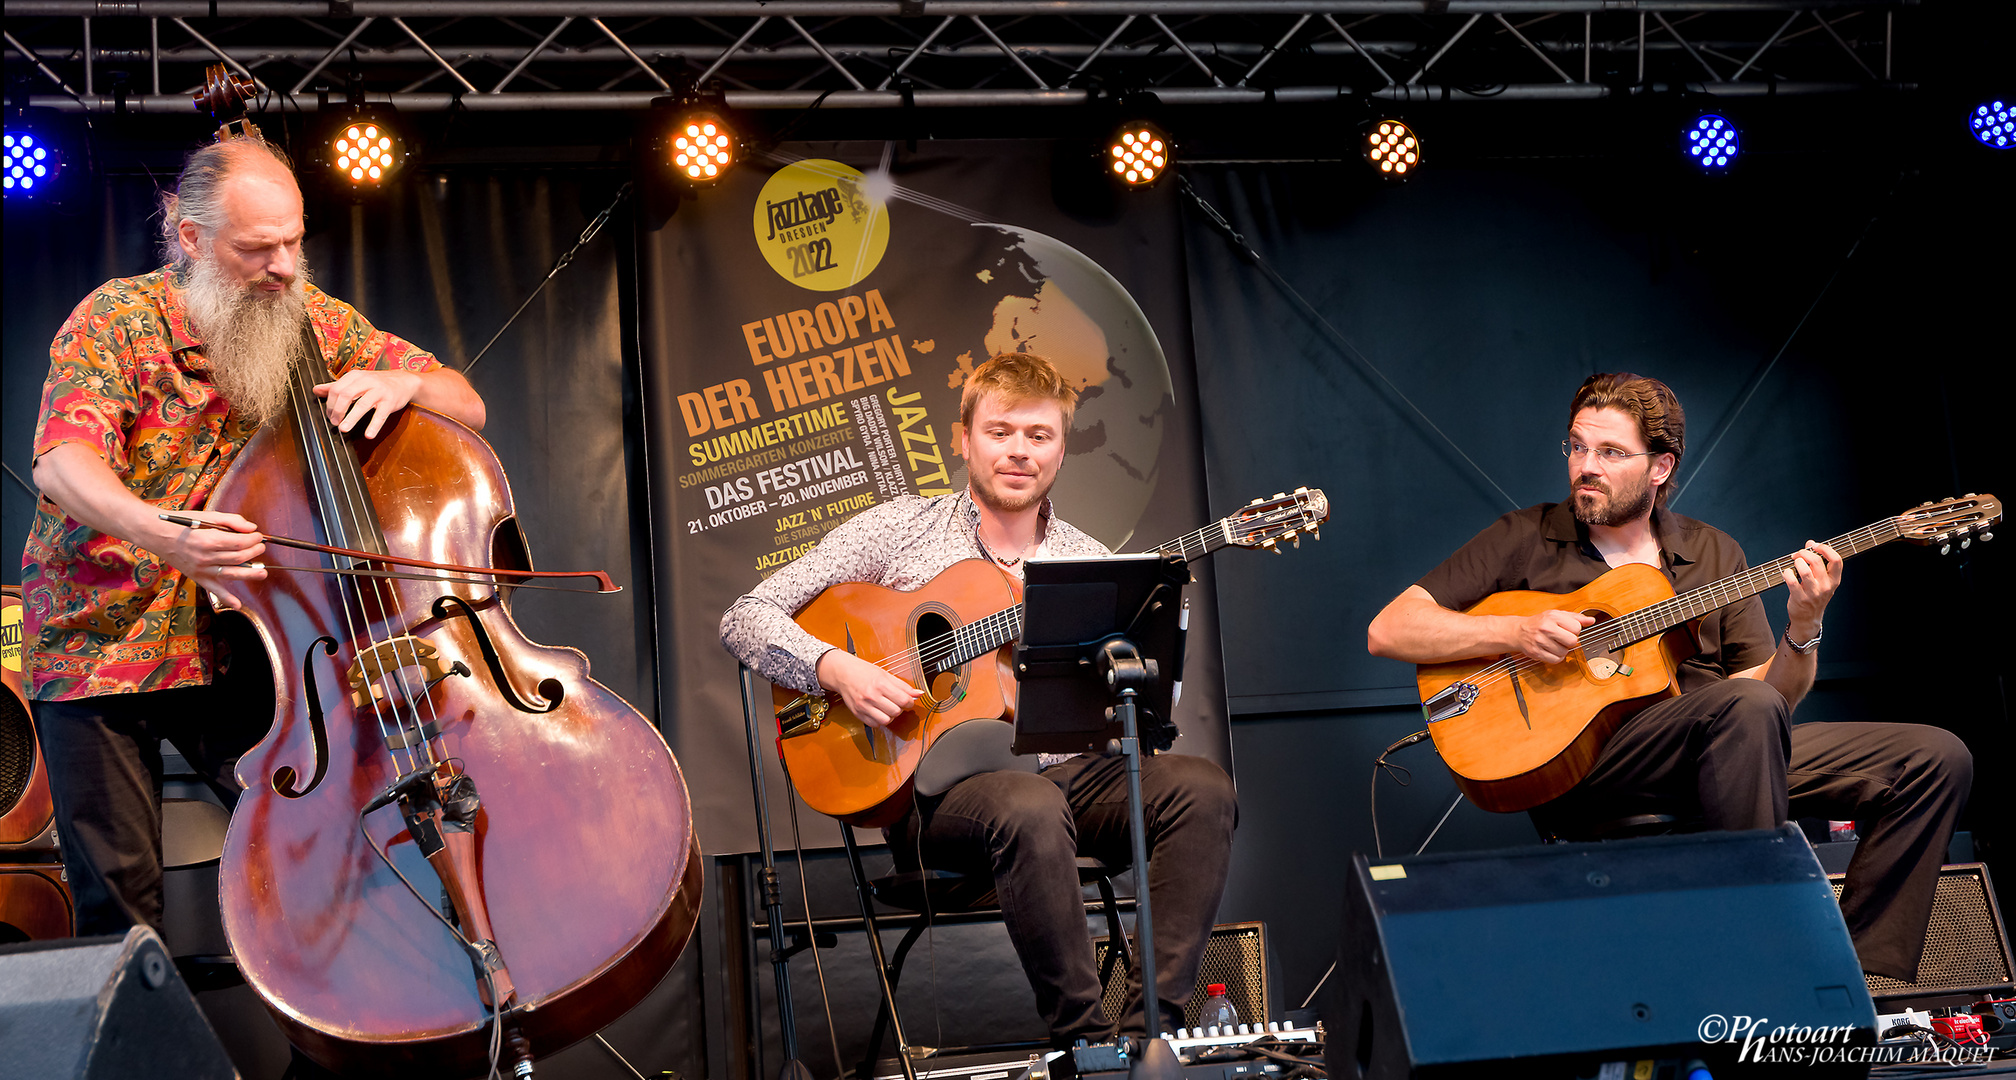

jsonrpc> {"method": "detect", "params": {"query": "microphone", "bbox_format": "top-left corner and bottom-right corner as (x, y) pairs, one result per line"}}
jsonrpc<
(363, 766), (436, 814)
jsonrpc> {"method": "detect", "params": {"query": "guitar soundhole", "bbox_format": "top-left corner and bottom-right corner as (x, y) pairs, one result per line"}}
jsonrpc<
(912, 609), (965, 708)
(1581, 609), (1616, 656)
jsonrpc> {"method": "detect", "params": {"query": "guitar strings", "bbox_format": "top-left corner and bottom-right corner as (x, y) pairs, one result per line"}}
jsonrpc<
(1435, 516), (1915, 701)
(848, 513), (1289, 680)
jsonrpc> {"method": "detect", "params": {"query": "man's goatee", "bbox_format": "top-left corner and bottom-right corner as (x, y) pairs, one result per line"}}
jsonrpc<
(183, 253), (312, 427)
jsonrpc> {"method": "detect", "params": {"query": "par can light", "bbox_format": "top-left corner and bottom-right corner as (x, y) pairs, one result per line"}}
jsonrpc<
(671, 110), (736, 184)
(1969, 100), (2013, 150)
(1685, 114), (1740, 170)
(1107, 121), (1172, 188)
(1365, 120), (1422, 178)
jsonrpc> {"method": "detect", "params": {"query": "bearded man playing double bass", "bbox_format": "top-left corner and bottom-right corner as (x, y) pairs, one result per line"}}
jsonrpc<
(23, 134), (485, 936)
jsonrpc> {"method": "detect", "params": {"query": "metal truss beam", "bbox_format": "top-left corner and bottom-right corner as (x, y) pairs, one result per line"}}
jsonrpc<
(6, 1), (1916, 115)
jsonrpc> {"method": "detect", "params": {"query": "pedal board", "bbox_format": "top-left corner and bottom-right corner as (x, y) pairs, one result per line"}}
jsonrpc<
(1063, 1021), (1323, 1080)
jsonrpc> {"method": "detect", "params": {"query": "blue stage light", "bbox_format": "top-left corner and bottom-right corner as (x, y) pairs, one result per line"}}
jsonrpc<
(4, 127), (65, 198)
(1684, 114), (1740, 171)
(1969, 100), (2013, 150)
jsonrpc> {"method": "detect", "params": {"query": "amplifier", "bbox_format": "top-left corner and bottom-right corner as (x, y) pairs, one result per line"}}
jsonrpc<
(1095, 921), (1273, 1030)
(2, 587), (60, 855)
(1831, 863), (2015, 1004)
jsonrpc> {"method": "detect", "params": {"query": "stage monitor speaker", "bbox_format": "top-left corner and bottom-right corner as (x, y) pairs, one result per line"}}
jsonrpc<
(1096, 921), (1273, 1029)
(0, 925), (237, 1079)
(2, 587), (59, 854)
(1329, 825), (1877, 1079)
(1831, 863), (2014, 1004)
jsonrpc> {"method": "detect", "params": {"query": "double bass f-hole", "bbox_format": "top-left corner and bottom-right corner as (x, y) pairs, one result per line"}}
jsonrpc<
(275, 637), (341, 798)
(434, 595), (563, 714)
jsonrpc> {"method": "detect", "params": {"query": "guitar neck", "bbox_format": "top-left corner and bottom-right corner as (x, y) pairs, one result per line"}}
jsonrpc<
(934, 521), (1232, 672)
(1604, 516), (1905, 645)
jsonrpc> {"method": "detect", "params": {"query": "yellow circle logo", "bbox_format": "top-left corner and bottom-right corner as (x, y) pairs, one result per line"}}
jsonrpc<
(1, 597), (21, 674)
(753, 159), (890, 291)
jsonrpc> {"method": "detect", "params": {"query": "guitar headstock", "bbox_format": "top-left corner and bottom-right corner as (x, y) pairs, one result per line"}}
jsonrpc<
(1897, 493), (2001, 554)
(1228, 487), (1331, 553)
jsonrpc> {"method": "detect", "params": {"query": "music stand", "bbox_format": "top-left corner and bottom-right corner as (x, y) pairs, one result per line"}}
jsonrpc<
(1012, 553), (1189, 1080)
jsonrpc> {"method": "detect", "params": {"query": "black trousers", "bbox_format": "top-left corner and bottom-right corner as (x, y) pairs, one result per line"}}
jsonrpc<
(1528, 678), (1973, 981)
(893, 752), (1238, 1046)
(31, 625), (272, 937)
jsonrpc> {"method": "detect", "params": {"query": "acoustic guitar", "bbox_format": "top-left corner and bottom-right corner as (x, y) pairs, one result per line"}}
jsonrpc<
(772, 488), (1330, 826)
(1418, 493), (2001, 814)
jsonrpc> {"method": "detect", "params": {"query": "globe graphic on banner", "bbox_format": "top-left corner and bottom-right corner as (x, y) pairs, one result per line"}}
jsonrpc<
(956, 223), (1174, 551)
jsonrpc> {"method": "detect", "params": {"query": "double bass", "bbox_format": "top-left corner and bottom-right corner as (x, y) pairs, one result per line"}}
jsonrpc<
(193, 68), (699, 1076)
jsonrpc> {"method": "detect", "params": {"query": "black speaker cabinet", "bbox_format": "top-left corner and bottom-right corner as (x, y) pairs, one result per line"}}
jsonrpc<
(0, 926), (237, 1079)
(1831, 863), (2015, 1005)
(1096, 921), (1273, 1029)
(1330, 825), (1877, 1079)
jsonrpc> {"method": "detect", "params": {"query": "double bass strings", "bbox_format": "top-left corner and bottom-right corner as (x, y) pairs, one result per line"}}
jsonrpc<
(284, 348), (453, 782)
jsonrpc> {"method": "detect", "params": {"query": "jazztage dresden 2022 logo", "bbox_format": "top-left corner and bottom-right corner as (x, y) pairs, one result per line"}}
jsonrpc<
(752, 159), (891, 292)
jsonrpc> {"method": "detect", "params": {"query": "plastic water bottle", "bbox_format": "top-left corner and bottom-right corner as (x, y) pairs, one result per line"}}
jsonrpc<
(1198, 983), (1239, 1032)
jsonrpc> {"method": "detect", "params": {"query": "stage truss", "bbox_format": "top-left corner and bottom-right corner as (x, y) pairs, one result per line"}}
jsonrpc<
(5, 2), (1914, 115)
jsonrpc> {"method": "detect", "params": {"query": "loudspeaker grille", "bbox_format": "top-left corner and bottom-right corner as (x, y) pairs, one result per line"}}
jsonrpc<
(0, 689), (32, 815)
(1832, 865), (2014, 997)
(1095, 922), (1267, 1028)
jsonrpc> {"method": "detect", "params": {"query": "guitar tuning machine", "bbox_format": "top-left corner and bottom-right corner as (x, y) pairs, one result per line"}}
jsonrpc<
(1273, 492), (1287, 500)
(1310, 527), (1321, 542)
(1982, 531), (1995, 543)
(1263, 539), (1281, 554)
(1248, 497), (1263, 507)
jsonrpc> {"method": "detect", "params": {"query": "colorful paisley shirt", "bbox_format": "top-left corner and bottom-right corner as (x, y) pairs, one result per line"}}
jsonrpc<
(22, 265), (439, 701)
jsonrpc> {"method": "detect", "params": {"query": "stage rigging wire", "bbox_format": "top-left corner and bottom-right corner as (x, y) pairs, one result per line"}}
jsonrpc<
(1670, 179), (1899, 510)
(1177, 174), (1521, 513)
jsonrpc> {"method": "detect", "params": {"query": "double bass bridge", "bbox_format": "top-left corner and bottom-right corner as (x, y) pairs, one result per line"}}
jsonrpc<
(346, 637), (470, 746)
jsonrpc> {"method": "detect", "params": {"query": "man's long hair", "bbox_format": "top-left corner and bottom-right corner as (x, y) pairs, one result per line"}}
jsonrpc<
(1569, 372), (1686, 507)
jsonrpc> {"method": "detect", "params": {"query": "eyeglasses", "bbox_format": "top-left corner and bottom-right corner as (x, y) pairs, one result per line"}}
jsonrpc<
(1562, 439), (1659, 465)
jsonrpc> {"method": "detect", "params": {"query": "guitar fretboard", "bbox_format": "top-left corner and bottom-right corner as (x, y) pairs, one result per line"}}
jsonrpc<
(1585, 517), (1905, 652)
(922, 521), (1245, 674)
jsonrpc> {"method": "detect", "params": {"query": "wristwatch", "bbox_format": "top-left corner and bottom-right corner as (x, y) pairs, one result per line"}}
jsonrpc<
(1785, 625), (1823, 654)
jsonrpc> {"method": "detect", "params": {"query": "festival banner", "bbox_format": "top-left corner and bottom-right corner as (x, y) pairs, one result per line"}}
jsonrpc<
(640, 142), (1227, 854)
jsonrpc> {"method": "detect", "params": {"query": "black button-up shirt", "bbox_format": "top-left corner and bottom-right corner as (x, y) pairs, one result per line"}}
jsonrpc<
(1415, 501), (1776, 693)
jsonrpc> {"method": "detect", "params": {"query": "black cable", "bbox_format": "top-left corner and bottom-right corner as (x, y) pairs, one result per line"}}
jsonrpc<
(358, 799), (508, 1080)
(777, 755), (848, 1080)
(1369, 729), (1430, 859)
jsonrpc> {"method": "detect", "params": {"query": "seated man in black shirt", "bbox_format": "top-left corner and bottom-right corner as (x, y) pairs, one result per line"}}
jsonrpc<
(1366, 372), (1971, 981)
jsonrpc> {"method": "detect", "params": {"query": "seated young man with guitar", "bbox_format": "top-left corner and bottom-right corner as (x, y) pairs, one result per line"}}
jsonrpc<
(1366, 372), (1972, 981)
(721, 353), (1238, 1048)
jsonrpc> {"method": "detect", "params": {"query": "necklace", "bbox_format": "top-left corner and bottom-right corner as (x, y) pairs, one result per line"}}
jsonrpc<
(986, 530), (1036, 568)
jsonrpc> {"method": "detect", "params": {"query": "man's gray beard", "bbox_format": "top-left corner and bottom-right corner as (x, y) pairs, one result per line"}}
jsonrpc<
(184, 252), (311, 428)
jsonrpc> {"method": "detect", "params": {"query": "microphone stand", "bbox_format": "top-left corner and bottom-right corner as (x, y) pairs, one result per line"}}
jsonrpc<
(1094, 639), (1183, 1080)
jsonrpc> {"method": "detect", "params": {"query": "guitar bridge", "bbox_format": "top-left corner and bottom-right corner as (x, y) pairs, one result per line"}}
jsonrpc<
(777, 694), (829, 738)
(1423, 681), (1479, 724)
